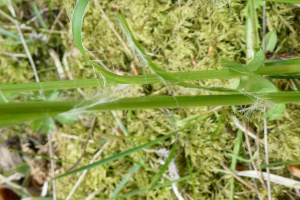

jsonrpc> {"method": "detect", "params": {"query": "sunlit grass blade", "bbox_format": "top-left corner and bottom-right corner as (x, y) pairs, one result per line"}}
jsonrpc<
(10, 149), (73, 164)
(229, 130), (243, 200)
(109, 165), (141, 199)
(32, 4), (48, 29)
(265, 58), (300, 66)
(1, 92), (300, 128)
(112, 171), (200, 199)
(148, 143), (176, 190)
(1, 64), (300, 93)
(53, 130), (179, 180)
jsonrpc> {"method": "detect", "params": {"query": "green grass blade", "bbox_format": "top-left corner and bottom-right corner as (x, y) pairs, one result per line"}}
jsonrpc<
(1, 92), (300, 128)
(72, 0), (140, 84)
(261, 161), (300, 169)
(148, 143), (177, 190)
(32, 4), (48, 29)
(0, 27), (20, 40)
(0, 8), (50, 35)
(116, 10), (234, 93)
(210, 116), (222, 138)
(265, 58), (300, 66)
(228, 150), (259, 163)
(53, 130), (179, 180)
(10, 149), (72, 164)
(109, 165), (141, 199)
(292, 79), (300, 91)
(186, 156), (197, 200)
(1, 64), (300, 93)
(270, 38), (286, 60)
(229, 130), (243, 200)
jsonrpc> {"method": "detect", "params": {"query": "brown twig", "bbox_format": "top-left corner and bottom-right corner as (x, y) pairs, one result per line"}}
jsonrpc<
(220, 162), (268, 200)
(66, 117), (97, 172)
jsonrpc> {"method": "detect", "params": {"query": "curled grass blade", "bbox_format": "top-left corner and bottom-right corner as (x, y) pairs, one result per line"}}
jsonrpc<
(116, 10), (234, 93)
(73, 0), (234, 92)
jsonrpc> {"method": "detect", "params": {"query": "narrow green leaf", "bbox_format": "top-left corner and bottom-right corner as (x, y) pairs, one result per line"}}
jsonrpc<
(116, 10), (234, 93)
(210, 116), (222, 138)
(186, 156), (197, 200)
(109, 165), (141, 199)
(292, 79), (300, 91)
(53, 130), (178, 180)
(1, 92), (300, 128)
(32, 4), (48, 29)
(266, 32), (277, 52)
(230, 130), (243, 200)
(228, 149), (259, 163)
(10, 149), (72, 164)
(148, 143), (177, 190)
(270, 38), (286, 60)
(1, 64), (300, 93)
(0, 27), (20, 40)
(265, 58), (300, 66)
(261, 161), (300, 169)
(0, 8), (48, 35)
